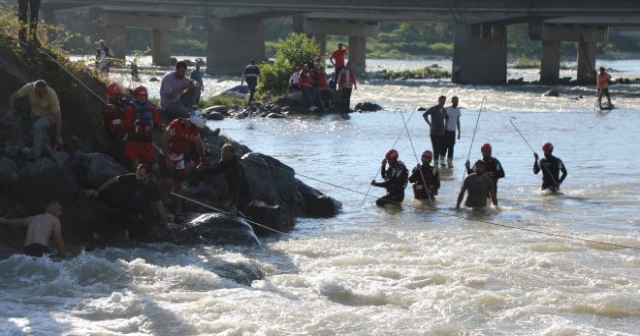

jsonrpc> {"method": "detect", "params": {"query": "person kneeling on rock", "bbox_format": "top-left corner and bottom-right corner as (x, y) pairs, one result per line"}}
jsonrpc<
(370, 149), (408, 207)
(204, 143), (253, 217)
(87, 163), (167, 243)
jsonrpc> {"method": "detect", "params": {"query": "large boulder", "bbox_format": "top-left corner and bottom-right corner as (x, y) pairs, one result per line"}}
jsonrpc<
(165, 213), (261, 247)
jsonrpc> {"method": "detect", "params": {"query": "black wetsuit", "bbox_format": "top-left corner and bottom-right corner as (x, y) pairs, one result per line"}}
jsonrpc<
(373, 161), (408, 207)
(408, 164), (440, 200)
(533, 155), (567, 191)
(205, 156), (253, 211)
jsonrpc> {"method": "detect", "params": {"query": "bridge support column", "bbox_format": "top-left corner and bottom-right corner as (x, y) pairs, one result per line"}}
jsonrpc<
(540, 41), (561, 84)
(577, 41), (597, 84)
(105, 25), (126, 60)
(293, 15), (305, 34)
(348, 36), (366, 75)
(152, 28), (172, 66)
(42, 9), (56, 25)
(453, 24), (507, 84)
(207, 18), (265, 76)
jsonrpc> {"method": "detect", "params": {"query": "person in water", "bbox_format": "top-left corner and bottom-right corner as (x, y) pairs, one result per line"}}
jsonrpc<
(371, 149), (409, 207)
(596, 66), (613, 109)
(533, 142), (568, 192)
(456, 160), (498, 210)
(408, 150), (440, 201)
(465, 142), (505, 198)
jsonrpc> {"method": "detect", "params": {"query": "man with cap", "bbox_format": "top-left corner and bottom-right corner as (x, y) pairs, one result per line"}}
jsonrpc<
(371, 149), (409, 207)
(409, 150), (440, 202)
(533, 142), (567, 192)
(465, 143), (505, 197)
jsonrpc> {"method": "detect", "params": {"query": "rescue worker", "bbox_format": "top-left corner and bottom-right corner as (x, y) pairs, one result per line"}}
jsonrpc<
(299, 63), (313, 110)
(370, 149), (409, 207)
(160, 111), (207, 221)
(408, 150), (440, 202)
(241, 59), (260, 104)
(465, 143), (505, 197)
(204, 143), (253, 217)
(102, 82), (129, 162)
(122, 86), (162, 171)
(533, 142), (568, 192)
(338, 62), (357, 116)
(456, 160), (498, 210)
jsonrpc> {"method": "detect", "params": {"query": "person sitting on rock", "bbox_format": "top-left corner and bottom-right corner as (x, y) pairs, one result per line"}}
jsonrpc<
(370, 149), (409, 207)
(122, 85), (163, 171)
(6, 80), (63, 158)
(102, 82), (130, 163)
(160, 111), (207, 222)
(87, 163), (166, 242)
(204, 143), (254, 217)
(0, 200), (69, 258)
(160, 61), (200, 119)
(408, 150), (440, 202)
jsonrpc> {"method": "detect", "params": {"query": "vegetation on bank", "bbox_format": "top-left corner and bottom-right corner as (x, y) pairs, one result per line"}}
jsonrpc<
(370, 67), (450, 80)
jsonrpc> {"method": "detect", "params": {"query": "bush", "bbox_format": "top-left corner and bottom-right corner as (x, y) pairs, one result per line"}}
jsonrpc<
(258, 33), (322, 96)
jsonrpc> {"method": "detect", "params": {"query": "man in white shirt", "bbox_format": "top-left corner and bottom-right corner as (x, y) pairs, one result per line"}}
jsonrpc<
(442, 96), (461, 168)
(95, 40), (115, 73)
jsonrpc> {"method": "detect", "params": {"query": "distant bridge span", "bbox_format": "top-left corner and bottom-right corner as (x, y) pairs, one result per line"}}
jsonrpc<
(34, 0), (640, 83)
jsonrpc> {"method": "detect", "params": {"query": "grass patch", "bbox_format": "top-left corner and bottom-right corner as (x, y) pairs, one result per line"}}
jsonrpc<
(200, 94), (246, 108)
(370, 66), (450, 80)
(513, 56), (540, 69)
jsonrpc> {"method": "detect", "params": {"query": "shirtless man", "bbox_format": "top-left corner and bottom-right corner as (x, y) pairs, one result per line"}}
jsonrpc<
(456, 160), (498, 210)
(0, 200), (69, 258)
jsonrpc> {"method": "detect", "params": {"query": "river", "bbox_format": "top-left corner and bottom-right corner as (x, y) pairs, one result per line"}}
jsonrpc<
(1, 59), (639, 335)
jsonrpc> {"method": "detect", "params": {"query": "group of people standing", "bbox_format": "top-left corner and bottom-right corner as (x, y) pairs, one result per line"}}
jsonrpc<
(288, 43), (357, 116)
(371, 96), (568, 210)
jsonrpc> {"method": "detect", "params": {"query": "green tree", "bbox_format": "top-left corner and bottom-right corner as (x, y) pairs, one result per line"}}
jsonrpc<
(258, 33), (322, 96)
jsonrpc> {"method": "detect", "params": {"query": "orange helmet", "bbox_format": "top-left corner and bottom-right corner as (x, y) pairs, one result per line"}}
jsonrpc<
(106, 82), (121, 95)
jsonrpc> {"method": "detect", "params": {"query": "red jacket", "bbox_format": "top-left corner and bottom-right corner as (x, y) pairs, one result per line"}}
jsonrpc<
(338, 68), (356, 89)
(299, 69), (312, 87)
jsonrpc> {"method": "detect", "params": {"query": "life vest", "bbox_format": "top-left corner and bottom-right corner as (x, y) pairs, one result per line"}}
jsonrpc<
(338, 69), (356, 89)
(317, 72), (327, 89)
(383, 161), (409, 192)
(412, 166), (438, 199)
(299, 69), (312, 87)
(103, 97), (128, 136)
(130, 100), (155, 139)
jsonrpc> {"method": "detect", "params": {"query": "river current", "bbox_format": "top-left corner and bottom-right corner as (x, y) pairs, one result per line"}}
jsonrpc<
(1, 59), (639, 335)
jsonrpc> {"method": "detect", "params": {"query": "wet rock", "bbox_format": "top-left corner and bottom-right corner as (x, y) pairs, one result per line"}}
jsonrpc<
(204, 111), (226, 120)
(355, 102), (383, 112)
(204, 105), (229, 115)
(149, 77), (159, 82)
(542, 90), (560, 97)
(243, 201), (295, 236)
(169, 213), (260, 246)
(0, 157), (18, 179)
(266, 113), (286, 119)
(297, 180), (342, 218)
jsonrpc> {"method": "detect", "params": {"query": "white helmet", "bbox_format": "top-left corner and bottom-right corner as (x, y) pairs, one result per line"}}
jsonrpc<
(189, 110), (206, 129)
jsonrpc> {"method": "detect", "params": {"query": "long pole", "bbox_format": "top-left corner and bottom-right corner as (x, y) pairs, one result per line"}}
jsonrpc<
(509, 117), (557, 184)
(400, 110), (434, 206)
(462, 96), (486, 181)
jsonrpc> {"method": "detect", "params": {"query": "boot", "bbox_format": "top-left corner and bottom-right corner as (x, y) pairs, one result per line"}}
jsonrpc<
(439, 156), (446, 167)
(447, 158), (453, 168)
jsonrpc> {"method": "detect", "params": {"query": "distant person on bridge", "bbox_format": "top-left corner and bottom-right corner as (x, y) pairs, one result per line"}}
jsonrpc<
(241, 59), (261, 105)
(17, 0), (41, 45)
(596, 66), (613, 109)
(330, 43), (348, 90)
(95, 39), (115, 73)
(160, 61), (201, 119)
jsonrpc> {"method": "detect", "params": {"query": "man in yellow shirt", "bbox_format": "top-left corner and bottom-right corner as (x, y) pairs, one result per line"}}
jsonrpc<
(6, 80), (63, 157)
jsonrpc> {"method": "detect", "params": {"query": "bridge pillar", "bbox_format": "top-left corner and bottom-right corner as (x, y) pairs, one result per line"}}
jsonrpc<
(207, 18), (265, 76)
(152, 29), (172, 66)
(42, 9), (56, 25)
(348, 36), (366, 76)
(105, 25), (126, 60)
(293, 15), (305, 34)
(577, 41), (597, 84)
(314, 34), (327, 57)
(453, 24), (507, 84)
(540, 41), (561, 84)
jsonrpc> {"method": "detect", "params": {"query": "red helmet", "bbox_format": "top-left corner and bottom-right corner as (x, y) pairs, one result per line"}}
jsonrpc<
(385, 149), (399, 161)
(421, 150), (433, 158)
(481, 143), (492, 153)
(542, 142), (554, 152)
(134, 86), (148, 96)
(106, 82), (121, 95)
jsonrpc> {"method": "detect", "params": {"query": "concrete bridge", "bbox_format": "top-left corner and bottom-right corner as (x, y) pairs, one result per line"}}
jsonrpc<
(33, 0), (640, 84)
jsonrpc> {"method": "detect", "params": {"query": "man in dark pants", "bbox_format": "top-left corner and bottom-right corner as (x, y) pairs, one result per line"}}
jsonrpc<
(465, 143), (505, 198)
(18, 0), (41, 44)
(204, 143), (253, 217)
(241, 59), (260, 104)
(422, 96), (447, 166)
(371, 149), (409, 207)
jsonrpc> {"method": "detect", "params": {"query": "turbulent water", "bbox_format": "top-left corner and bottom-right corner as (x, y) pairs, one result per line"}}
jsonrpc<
(2, 59), (640, 335)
